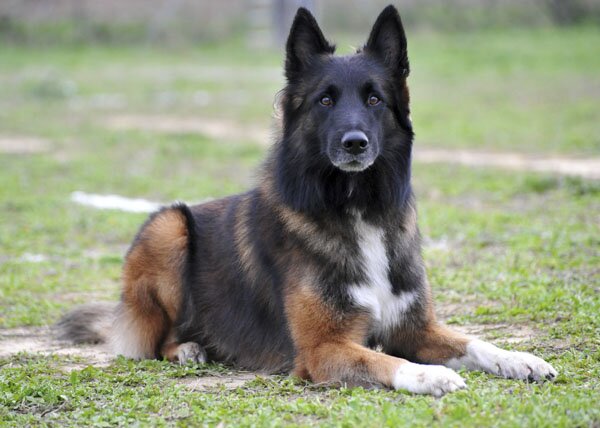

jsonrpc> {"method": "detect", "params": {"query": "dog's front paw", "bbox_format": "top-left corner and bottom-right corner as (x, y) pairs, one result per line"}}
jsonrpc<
(393, 362), (466, 397)
(450, 340), (557, 382)
(489, 349), (557, 381)
(176, 342), (207, 365)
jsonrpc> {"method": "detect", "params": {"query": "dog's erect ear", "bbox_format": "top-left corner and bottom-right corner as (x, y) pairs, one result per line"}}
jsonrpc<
(285, 8), (335, 81)
(364, 5), (409, 77)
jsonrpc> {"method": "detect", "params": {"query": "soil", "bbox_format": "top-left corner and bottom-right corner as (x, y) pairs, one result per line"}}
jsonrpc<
(104, 115), (271, 147)
(415, 148), (600, 180)
(0, 136), (51, 154)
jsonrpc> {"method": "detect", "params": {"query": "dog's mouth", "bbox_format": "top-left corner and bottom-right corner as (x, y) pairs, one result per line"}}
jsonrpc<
(334, 159), (373, 172)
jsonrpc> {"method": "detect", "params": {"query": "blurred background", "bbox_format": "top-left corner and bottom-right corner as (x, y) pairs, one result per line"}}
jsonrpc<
(0, 1), (598, 325)
(1, 0), (600, 45)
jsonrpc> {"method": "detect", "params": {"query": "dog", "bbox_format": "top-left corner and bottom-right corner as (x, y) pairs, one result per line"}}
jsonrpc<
(58, 5), (557, 396)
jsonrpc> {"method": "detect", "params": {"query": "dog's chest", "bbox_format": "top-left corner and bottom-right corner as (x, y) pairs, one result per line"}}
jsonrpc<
(347, 217), (416, 332)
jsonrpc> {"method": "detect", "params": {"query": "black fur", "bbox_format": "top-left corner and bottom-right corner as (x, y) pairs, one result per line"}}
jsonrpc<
(171, 6), (427, 371)
(59, 6), (430, 372)
(275, 7), (414, 218)
(55, 302), (114, 344)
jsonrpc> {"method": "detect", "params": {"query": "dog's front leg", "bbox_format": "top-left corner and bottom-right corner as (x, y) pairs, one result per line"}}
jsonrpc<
(392, 322), (558, 382)
(445, 336), (558, 382)
(285, 286), (465, 396)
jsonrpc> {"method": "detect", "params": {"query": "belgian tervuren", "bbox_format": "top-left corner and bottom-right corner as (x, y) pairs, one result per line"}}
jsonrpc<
(58, 6), (557, 396)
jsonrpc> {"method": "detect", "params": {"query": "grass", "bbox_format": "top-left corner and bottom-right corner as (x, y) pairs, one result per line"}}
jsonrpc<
(1, 26), (599, 426)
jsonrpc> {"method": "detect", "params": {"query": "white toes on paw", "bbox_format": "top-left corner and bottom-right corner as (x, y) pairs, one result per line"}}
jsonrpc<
(176, 342), (207, 365)
(493, 351), (558, 381)
(393, 362), (466, 397)
(447, 340), (558, 382)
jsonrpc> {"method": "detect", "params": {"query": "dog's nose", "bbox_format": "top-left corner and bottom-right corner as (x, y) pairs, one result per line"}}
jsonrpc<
(341, 131), (369, 155)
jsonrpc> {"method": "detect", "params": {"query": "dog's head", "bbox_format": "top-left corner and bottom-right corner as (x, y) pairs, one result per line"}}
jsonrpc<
(281, 5), (413, 173)
(273, 6), (414, 214)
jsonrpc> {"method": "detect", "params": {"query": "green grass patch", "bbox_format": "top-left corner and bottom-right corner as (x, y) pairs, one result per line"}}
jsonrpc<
(0, 352), (598, 426)
(1, 27), (598, 426)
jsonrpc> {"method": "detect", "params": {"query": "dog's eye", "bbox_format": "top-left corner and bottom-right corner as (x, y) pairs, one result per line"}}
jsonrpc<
(367, 95), (381, 106)
(320, 95), (333, 107)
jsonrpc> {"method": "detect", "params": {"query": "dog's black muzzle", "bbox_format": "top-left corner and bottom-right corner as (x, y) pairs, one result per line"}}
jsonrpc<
(341, 130), (369, 155)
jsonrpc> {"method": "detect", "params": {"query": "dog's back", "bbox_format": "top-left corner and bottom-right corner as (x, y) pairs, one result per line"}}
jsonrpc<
(57, 4), (423, 374)
(58, 6), (557, 394)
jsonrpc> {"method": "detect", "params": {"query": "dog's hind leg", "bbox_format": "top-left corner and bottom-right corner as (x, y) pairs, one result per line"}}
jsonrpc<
(160, 333), (207, 364)
(113, 205), (204, 363)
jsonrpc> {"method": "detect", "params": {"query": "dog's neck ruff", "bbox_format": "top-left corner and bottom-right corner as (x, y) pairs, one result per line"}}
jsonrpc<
(271, 137), (413, 217)
(347, 213), (416, 332)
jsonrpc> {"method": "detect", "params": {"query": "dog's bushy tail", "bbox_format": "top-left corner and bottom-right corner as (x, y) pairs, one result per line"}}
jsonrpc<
(55, 302), (116, 344)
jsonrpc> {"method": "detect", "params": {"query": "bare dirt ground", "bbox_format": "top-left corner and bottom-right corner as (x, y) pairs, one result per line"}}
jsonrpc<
(104, 115), (271, 147)
(415, 148), (600, 180)
(103, 115), (600, 179)
(0, 326), (262, 390)
(0, 327), (112, 370)
(0, 136), (51, 154)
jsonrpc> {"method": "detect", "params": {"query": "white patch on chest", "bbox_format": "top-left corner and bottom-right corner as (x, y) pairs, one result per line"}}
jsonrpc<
(347, 216), (416, 332)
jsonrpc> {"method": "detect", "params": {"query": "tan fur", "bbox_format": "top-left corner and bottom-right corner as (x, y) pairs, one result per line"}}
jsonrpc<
(118, 208), (188, 359)
(160, 332), (183, 362)
(384, 295), (469, 364)
(233, 195), (257, 282)
(415, 323), (469, 364)
(285, 282), (409, 387)
(415, 298), (469, 363)
(401, 198), (418, 236)
(416, 296), (471, 364)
